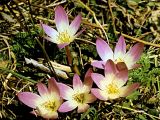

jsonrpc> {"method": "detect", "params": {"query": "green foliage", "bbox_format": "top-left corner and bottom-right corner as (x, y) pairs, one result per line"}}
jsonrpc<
(129, 54), (160, 87)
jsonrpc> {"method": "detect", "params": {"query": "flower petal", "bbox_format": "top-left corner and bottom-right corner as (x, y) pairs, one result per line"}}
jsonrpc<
(73, 74), (83, 90)
(40, 111), (58, 119)
(57, 83), (74, 100)
(37, 82), (49, 96)
(83, 68), (93, 90)
(104, 59), (118, 76)
(91, 60), (105, 69)
(85, 94), (97, 103)
(120, 83), (140, 97)
(115, 69), (128, 87)
(55, 6), (69, 32)
(44, 36), (58, 44)
(125, 43), (144, 69)
(96, 38), (113, 61)
(77, 103), (89, 113)
(114, 36), (126, 60)
(57, 43), (69, 49)
(48, 77), (60, 95)
(58, 101), (77, 112)
(91, 73), (105, 89)
(69, 14), (82, 35)
(42, 24), (58, 39)
(17, 92), (41, 108)
(91, 88), (107, 101)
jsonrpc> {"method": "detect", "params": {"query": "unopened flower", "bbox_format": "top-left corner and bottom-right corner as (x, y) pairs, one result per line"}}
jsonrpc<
(42, 5), (82, 49)
(91, 36), (144, 70)
(58, 69), (97, 113)
(91, 59), (139, 100)
(17, 78), (62, 119)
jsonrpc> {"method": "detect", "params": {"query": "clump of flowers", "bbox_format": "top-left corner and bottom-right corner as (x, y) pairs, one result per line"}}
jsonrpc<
(58, 69), (97, 113)
(17, 78), (62, 119)
(91, 59), (140, 100)
(91, 36), (144, 70)
(42, 5), (82, 49)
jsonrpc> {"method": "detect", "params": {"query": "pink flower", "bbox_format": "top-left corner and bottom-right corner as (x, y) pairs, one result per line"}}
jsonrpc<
(58, 69), (97, 113)
(17, 78), (62, 119)
(91, 59), (140, 100)
(42, 5), (82, 49)
(91, 36), (144, 70)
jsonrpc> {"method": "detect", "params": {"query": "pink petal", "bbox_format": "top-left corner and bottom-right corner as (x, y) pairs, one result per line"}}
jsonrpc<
(17, 92), (41, 108)
(104, 59), (118, 75)
(91, 73), (105, 89)
(83, 68), (93, 89)
(85, 94), (97, 103)
(74, 28), (85, 37)
(77, 103), (89, 113)
(37, 82), (49, 96)
(73, 74), (83, 90)
(91, 60), (105, 69)
(42, 24), (58, 39)
(96, 38), (113, 61)
(115, 69), (128, 87)
(57, 83), (73, 100)
(91, 88), (107, 101)
(114, 36), (126, 60)
(48, 78), (60, 95)
(57, 43), (69, 49)
(116, 62), (128, 71)
(58, 101), (77, 112)
(70, 14), (82, 35)
(44, 36), (57, 43)
(126, 43), (144, 64)
(55, 6), (69, 32)
(120, 83), (140, 97)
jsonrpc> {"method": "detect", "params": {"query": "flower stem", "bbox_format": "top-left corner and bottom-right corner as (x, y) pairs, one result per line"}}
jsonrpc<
(65, 45), (72, 66)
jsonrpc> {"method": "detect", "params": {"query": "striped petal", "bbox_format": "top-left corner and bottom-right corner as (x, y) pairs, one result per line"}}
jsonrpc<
(96, 38), (113, 61)
(55, 6), (69, 32)
(17, 92), (41, 108)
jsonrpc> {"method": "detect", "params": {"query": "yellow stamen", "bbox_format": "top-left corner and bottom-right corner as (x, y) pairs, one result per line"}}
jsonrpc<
(37, 101), (56, 112)
(73, 93), (85, 104)
(58, 31), (71, 43)
(115, 57), (124, 63)
(107, 83), (119, 94)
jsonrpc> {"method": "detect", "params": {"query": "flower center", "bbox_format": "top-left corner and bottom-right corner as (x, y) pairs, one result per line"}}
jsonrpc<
(115, 57), (124, 63)
(58, 31), (71, 43)
(37, 101), (56, 112)
(73, 93), (85, 104)
(107, 83), (119, 94)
